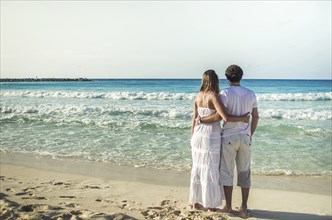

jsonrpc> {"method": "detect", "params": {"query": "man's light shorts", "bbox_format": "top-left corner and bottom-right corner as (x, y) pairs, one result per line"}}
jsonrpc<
(220, 134), (251, 188)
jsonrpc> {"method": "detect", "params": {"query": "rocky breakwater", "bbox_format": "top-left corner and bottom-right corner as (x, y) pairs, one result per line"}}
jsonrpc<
(0, 78), (92, 82)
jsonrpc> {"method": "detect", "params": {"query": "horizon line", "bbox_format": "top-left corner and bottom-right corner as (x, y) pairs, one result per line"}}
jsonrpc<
(1, 77), (331, 81)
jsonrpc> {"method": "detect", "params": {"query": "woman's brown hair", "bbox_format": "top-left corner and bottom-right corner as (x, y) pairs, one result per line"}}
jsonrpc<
(199, 69), (220, 94)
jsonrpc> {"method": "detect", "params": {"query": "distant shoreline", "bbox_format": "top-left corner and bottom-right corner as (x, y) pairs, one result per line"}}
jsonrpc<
(0, 78), (92, 82)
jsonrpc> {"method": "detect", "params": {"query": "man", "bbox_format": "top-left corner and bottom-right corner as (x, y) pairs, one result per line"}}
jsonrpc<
(197, 65), (259, 215)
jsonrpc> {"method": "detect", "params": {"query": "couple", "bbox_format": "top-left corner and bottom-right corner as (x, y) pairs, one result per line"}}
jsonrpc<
(189, 65), (259, 215)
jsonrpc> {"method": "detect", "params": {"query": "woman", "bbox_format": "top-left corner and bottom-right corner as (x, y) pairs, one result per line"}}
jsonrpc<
(189, 69), (248, 211)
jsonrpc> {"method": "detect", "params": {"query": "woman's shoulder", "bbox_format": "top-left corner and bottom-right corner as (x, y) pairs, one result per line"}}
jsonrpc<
(196, 91), (205, 98)
(197, 91), (218, 100)
(208, 91), (219, 99)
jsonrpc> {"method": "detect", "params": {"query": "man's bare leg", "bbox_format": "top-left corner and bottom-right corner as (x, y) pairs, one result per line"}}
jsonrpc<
(236, 187), (250, 218)
(222, 185), (233, 212)
(240, 187), (249, 212)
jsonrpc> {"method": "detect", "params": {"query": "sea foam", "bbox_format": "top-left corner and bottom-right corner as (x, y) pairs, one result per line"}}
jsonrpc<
(1, 91), (331, 101)
(257, 92), (332, 101)
(1, 104), (331, 121)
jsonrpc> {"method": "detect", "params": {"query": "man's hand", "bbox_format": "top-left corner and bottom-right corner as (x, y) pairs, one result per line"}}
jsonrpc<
(195, 116), (201, 126)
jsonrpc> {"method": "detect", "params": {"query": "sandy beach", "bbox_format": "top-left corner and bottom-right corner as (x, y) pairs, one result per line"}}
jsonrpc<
(0, 153), (331, 220)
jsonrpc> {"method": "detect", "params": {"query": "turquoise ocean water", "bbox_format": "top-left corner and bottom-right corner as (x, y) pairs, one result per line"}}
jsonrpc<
(1, 79), (331, 176)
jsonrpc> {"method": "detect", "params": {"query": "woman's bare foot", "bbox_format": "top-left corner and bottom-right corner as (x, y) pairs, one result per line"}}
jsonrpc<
(192, 203), (204, 210)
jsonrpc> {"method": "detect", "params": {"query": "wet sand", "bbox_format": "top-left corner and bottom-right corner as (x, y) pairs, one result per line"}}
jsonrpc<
(1, 153), (331, 219)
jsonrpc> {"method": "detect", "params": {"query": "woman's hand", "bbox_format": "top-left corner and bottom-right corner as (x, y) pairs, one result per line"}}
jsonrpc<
(242, 112), (250, 123)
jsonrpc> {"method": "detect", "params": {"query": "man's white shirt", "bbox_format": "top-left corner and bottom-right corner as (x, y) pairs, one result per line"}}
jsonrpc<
(219, 86), (257, 137)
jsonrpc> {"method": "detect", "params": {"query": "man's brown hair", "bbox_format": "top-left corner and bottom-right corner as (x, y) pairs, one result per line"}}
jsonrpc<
(225, 65), (243, 83)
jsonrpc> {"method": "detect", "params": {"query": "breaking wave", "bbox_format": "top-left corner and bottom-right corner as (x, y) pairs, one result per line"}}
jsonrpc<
(1, 91), (331, 101)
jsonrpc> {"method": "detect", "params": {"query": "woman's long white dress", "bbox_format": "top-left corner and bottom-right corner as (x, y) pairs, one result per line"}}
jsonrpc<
(189, 107), (223, 208)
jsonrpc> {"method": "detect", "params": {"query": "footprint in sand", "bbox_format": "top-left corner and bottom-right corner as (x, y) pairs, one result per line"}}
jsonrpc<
(142, 200), (187, 219)
(0, 197), (20, 219)
(20, 204), (63, 212)
(70, 210), (83, 215)
(74, 210), (137, 220)
(41, 180), (71, 186)
(95, 198), (115, 204)
(59, 202), (79, 208)
(52, 181), (70, 186)
(59, 195), (76, 199)
(21, 196), (48, 200)
(15, 192), (29, 196)
(15, 190), (55, 201)
(83, 185), (102, 189)
(34, 196), (48, 200)
(5, 188), (15, 193)
(66, 203), (79, 208)
(160, 199), (178, 206)
(118, 203), (128, 209)
(118, 200), (143, 211)
(27, 186), (43, 190)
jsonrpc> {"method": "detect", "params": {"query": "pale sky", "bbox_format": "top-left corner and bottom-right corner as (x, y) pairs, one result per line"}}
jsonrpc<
(1, 1), (331, 79)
